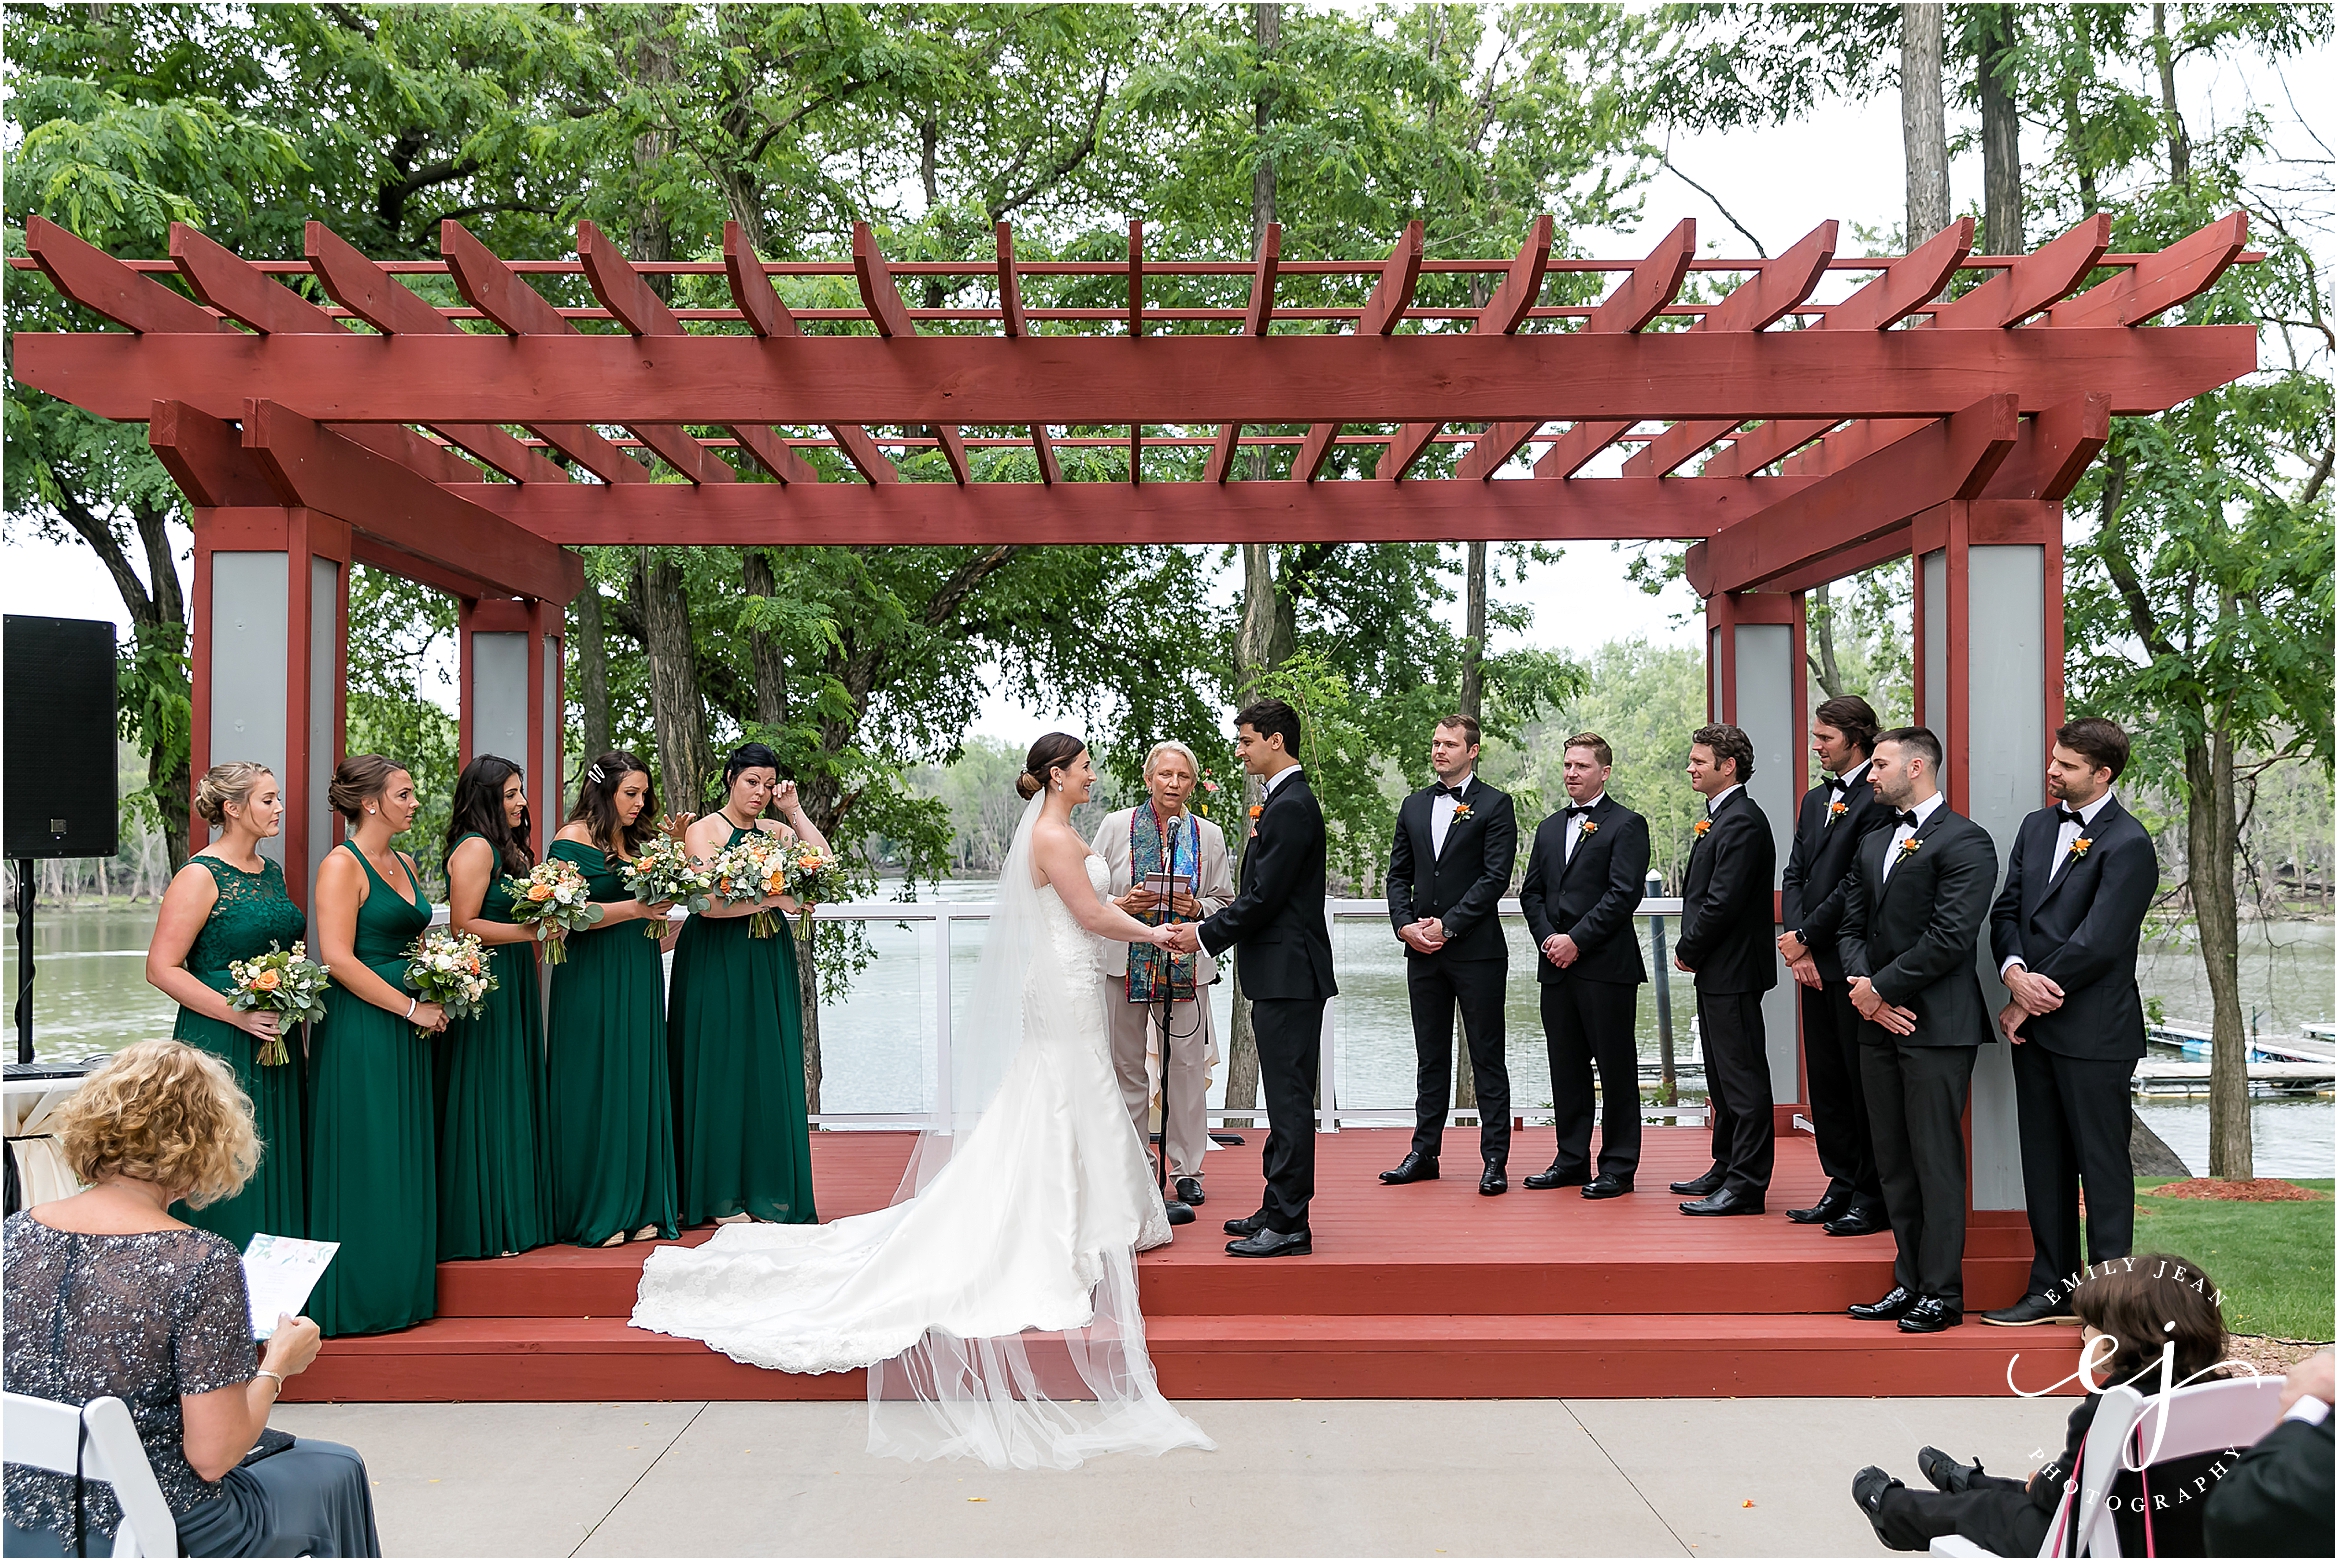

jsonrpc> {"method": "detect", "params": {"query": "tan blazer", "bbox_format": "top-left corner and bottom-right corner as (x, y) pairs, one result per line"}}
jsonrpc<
(1089, 805), (1235, 981)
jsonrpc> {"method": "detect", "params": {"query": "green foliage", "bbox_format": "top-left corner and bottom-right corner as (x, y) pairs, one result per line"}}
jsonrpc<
(342, 569), (460, 893)
(115, 621), (191, 842)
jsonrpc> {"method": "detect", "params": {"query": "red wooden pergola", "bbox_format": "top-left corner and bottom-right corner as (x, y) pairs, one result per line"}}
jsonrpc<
(8, 205), (2259, 1216)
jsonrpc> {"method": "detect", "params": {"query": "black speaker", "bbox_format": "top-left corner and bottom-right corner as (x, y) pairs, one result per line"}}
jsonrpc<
(3, 615), (120, 860)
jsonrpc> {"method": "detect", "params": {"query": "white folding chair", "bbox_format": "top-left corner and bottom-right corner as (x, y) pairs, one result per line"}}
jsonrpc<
(1, 1392), (178, 1557)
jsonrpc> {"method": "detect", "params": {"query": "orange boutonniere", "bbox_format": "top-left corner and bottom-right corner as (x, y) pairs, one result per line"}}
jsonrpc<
(1248, 803), (1263, 820)
(1692, 818), (1712, 838)
(1896, 835), (1923, 861)
(2069, 836), (2092, 857)
(1828, 799), (1848, 820)
(1578, 818), (1599, 836)
(1451, 802), (1473, 821)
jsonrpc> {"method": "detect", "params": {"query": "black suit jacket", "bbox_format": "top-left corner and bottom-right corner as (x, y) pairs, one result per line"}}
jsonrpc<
(1518, 796), (1650, 987)
(1386, 778), (1516, 964)
(1675, 788), (1777, 995)
(1199, 768), (1337, 1000)
(1989, 796), (2155, 1061)
(1836, 802), (1998, 1047)
(2204, 1413), (2336, 1560)
(1782, 766), (1895, 981)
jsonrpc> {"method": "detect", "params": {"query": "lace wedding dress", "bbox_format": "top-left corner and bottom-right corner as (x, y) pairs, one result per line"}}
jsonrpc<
(632, 801), (1214, 1470)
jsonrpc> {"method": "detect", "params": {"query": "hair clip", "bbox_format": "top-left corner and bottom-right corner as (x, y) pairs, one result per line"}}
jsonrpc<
(587, 763), (607, 785)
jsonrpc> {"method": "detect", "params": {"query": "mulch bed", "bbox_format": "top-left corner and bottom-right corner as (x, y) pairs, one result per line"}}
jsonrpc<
(2145, 1178), (2326, 1202)
(2226, 1335), (2332, 1374)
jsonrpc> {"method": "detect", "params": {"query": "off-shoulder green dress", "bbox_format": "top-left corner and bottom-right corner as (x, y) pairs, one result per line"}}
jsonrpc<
(545, 839), (678, 1247)
(307, 841), (437, 1337)
(666, 822), (819, 1226)
(169, 854), (310, 1247)
(434, 836), (553, 1259)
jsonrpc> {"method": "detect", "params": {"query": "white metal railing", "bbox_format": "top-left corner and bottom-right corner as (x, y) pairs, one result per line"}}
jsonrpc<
(796, 895), (1703, 1133)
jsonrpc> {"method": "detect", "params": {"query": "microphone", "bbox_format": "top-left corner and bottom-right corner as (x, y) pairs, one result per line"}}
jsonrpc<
(1164, 816), (1183, 918)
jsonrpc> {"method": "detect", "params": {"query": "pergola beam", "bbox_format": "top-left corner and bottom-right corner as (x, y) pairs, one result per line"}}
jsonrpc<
(1296, 221), (1421, 482)
(854, 222), (971, 484)
(1379, 215), (1551, 481)
(723, 222), (899, 485)
(1207, 222), (1281, 483)
(993, 222), (1061, 485)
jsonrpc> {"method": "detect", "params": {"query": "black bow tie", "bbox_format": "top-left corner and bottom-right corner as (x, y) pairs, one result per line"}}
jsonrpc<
(1897, 809), (1923, 828)
(1434, 783), (1466, 798)
(2056, 806), (2086, 826)
(1565, 803), (1595, 818)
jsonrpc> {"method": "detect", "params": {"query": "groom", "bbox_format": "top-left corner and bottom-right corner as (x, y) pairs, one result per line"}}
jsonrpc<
(1166, 698), (1335, 1258)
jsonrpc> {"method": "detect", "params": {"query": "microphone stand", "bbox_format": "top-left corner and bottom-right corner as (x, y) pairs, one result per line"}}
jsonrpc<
(1154, 813), (1197, 1227)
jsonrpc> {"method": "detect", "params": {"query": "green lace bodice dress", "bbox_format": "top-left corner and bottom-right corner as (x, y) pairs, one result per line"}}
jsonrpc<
(666, 823), (818, 1226)
(307, 841), (437, 1336)
(169, 854), (310, 1248)
(544, 838), (678, 1247)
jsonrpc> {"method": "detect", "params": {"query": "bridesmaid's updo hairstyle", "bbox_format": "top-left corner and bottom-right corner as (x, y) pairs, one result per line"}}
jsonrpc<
(722, 742), (784, 792)
(192, 761), (273, 828)
(567, 750), (659, 857)
(1017, 733), (1085, 801)
(329, 753), (405, 825)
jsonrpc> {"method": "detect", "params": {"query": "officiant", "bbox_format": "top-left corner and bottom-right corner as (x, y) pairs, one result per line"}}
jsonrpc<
(1091, 740), (1236, 1205)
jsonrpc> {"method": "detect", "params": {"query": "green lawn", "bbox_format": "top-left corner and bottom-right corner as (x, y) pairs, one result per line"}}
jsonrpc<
(2129, 1179), (2334, 1341)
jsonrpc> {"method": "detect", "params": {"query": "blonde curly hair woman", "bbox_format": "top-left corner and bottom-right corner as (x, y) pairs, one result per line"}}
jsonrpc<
(2, 1041), (379, 1557)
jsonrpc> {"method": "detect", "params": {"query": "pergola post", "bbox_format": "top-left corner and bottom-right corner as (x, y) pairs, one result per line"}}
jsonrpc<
(1912, 499), (2065, 1215)
(188, 506), (350, 904)
(458, 597), (568, 857)
(1704, 590), (1807, 1120)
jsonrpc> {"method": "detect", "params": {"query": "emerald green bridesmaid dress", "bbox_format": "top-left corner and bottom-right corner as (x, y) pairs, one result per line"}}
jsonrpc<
(170, 854), (310, 1248)
(545, 839), (678, 1247)
(307, 841), (437, 1336)
(433, 835), (553, 1259)
(666, 823), (819, 1226)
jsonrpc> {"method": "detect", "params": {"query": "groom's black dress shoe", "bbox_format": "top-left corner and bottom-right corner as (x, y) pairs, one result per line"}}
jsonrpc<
(1226, 1227), (1312, 1258)
(1524, 1163), (1590, 1190)
(1823, 1206), (1889, 1238)
(1379, 1151), (1440, 1185)
(1897, 1297), (1961, 1333)
(1787, 1189), (1852, 1224)
(1678, 1187), (1763, 1216)
(1163, 1201), (1195, 1226)
(1581, 1174), (1633, 1199)
(1223, 1211), (1268, 1237)
(1848, 1286), (1916, 1321)
(1981, 1291), (2075, 1327)
(1668, 1167), (1725, 1197)
(1175, 1177), (1206, 1206)
(1479, 1163), (1508, 1196)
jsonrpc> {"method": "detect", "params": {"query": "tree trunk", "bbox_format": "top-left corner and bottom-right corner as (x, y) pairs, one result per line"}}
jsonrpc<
(1978, 5), (2025, 255)
(626, 9), (679, 296)
(1900, 4), (1950, 243)
(1807, 582), (1845, 699)
(740, 548), (791, 727)
(573, 582), (612, 765)
(796, 919), (823, 1116)
(2187, 721), (2252, 1179)
(1458, 542), (1487, 720)
(1251, 3), (1280, 260)
(2150, 4), (2192, 188)
(632, 548), (713, 817)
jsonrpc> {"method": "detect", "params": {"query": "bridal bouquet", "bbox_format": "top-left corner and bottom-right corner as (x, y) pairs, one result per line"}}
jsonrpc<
(226, 941), (331, 1066)
(620, 819), (719, 939)
(710, 830), (791, 939)
(402, 927), (497, 1036)
(501, 858), (603, 964)
(779, 845), (848, 940)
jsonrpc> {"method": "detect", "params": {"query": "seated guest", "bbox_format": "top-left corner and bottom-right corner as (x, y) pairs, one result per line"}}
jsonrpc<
(2205, 1348), (2334, 1557)
(1854, 1254), (2243, 1556)
(2, 1040), (380, 1558)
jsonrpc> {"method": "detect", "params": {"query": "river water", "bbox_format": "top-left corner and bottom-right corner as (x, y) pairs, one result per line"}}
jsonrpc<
(9, 895), (2332, 1178)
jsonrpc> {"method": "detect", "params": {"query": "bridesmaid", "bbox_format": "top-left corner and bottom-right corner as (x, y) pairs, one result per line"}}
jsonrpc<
(144, 761), (310, 1246)
(547, 752), (682, 1247)
(309, 754), (446, 1336)
(437, 754), (554, 1259)
(669, 743), (828, 1227)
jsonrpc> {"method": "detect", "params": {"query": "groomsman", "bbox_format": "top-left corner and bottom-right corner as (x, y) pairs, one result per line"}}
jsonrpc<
(1670, 723), (1777, 1217)
(1985, 718), (2156, 1326)
(1837, 727), (1999, 1333)
(1383, 715), (1517, 1194)
(1776, 696), (1893, 1236)
(1518, 733), (1651, 1198)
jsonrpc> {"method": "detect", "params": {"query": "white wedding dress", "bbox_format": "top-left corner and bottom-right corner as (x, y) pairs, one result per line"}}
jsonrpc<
(631, 804), (1214, 1470)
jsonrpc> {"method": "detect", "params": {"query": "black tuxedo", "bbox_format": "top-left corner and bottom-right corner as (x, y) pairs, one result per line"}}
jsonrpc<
(1837, 798), (1999, 1310)
(1200, 767), (1335, 1233)
(1676, 786), (1777, 1200)
(1519, 795), (1650, 1179)
(1990, 794), (2155, 1298)
(1781, 763), (1895, 1218)
(1387, 777), (1516, 1163)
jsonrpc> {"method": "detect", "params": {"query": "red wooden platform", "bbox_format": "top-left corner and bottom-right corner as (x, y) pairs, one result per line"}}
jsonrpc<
(288, 1127), (2078, 1403)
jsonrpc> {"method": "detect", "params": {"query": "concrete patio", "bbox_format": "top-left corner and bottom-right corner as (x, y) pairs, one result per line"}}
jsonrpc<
(277, 1394), (2081, 1557)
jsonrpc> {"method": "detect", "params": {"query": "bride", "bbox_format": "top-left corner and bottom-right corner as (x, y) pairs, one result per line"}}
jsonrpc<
(631, 733), (1217, 1470)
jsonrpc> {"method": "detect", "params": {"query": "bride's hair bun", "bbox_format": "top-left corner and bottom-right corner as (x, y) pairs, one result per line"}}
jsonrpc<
(1019, 732), (1084, 801)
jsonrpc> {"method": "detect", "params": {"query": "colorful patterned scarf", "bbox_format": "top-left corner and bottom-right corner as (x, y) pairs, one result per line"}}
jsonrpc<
(1125, 803), (1199, 1004)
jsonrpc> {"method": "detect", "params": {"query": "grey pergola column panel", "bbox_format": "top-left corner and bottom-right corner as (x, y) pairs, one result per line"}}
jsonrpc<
(468, 632), (532, 770)
(306, 554), (341, 887)
(1708, 594), (1805, 1105)
(207, 552), (291, 866)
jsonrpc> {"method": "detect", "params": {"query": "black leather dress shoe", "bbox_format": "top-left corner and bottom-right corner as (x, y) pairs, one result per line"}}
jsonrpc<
(1379, 1151), (1440, 1185)
(1223, 1211), (1268, 1237)
(1787, 1190), (1852, 1224)
(1479, 1164), (1508, 1196)
(1981, 1291), (2076, 1327)
(1917, 1446), (1986, 1494)
(1164, 1201), (1195, 1226)
(1678, 1187), (1763, 1216)
(1848, 1286), (1916, 1321)
(1898, 1296), (1962, 1333)
(1668, 1168), (1725, 1197)
(1823, 1207), (1890, 1237)
(1524, 1164), (1590, 1190)
(1175, 1176), (1206, 1206)
(1226, 1226), (1312, 1258)
(1581, 1174), (1633, 1199)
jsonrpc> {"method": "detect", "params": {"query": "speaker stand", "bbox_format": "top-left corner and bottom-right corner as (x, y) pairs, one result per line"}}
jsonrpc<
(13, 859), (33, 1065)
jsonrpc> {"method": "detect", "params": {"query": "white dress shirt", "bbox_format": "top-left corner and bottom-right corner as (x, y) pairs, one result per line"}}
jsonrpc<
(1430, 772), (1474, 857)
(2001, 790), (2117, 976)
(1261, 762), (1304, 800)
(1879, 790), (1945, 882)
(1825, 760), (1871, 824)
(1706, 783), (1743, 816)
(1563, 792), (1606, 863)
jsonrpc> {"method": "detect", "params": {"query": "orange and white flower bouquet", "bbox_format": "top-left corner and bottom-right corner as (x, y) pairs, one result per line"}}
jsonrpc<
(501, 858), (604, 965)
(227, 941), (330, 1065)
